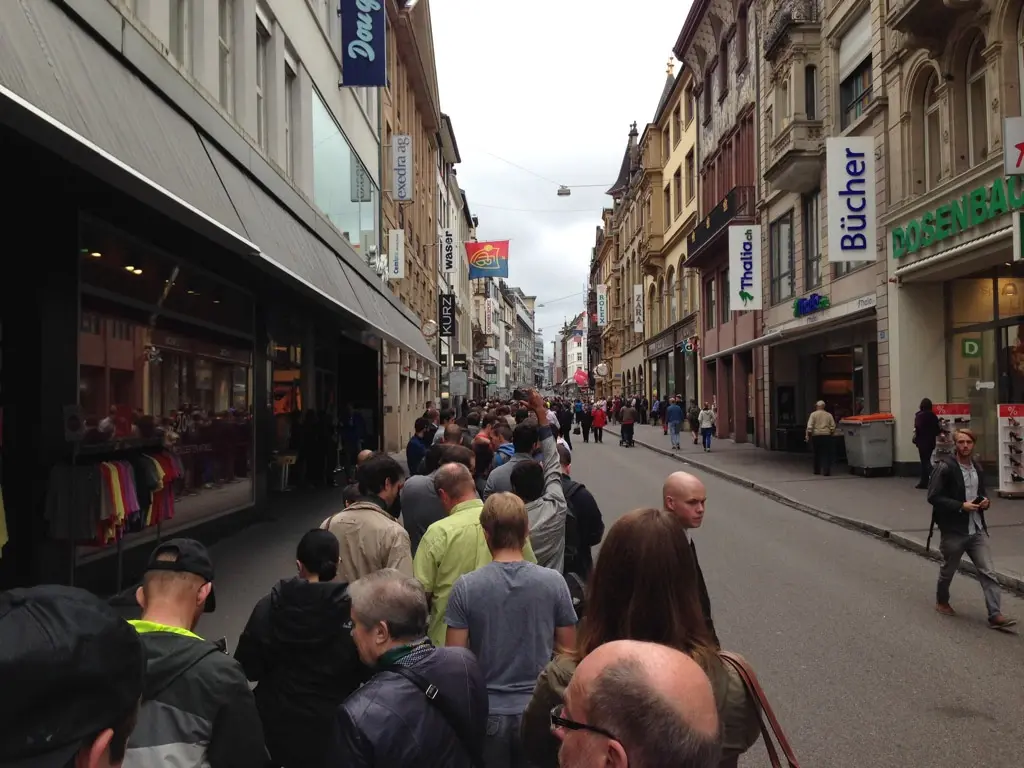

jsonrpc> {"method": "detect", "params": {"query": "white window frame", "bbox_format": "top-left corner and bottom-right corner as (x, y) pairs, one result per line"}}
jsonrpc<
(170, 0), (191, 70)
(256, 19), (270, 151)
(218, 0), (234, 115)
(284, 63), (296, 177)
(966, 37), (987, 167)
(924, 74), (941, 190)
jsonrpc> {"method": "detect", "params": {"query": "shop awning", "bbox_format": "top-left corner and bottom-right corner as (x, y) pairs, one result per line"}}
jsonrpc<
(0, 0), (436, 365)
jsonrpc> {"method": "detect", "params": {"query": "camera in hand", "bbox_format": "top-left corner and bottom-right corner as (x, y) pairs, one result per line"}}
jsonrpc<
(512, 388), (527, 402)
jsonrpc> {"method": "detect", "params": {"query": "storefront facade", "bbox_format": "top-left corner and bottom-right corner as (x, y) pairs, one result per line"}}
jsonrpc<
(0, 1), (433, 591)
(646, 317), (700, 404)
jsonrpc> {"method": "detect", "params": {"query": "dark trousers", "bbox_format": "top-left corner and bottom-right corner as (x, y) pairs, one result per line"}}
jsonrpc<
(581, 424), (591, 442)
(811, 435), (833, 475)
(593, 427), (603, 442)
(918, 442), (935, 486)
(561, 428), (572, 449)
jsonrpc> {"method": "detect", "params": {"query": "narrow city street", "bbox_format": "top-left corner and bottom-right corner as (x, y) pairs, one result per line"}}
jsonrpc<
(196, 440), (1024, 768)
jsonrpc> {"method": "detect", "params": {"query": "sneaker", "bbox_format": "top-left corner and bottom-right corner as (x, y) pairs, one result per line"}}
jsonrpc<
(935, 603), (956, 616)
(989, 614), (1018, 628)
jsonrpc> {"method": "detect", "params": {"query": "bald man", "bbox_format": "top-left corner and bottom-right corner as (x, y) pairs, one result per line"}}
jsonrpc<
(356, 449), (375, 465)
(664, 471), (719, 646)
(555, 640), (721, 768)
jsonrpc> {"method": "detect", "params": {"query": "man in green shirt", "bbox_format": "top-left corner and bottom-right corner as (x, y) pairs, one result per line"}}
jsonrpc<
(414, 463), (536, 646)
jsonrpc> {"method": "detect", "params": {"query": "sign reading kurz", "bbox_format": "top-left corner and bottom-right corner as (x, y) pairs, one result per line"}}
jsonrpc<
(826, 137), (876, 262)
(438, 293), (456, 337)
(340, 0), (386, 88)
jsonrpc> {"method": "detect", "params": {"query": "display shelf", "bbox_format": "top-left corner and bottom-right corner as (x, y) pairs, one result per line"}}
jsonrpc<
(931, 404), (971, 466)
(997, 404), (1024, 498)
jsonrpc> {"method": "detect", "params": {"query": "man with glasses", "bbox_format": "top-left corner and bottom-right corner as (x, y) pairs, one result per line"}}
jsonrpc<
(551, 640), (721, 768)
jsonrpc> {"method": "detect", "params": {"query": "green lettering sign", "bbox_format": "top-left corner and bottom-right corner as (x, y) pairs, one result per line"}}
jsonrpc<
(892, 176), (1024, 259)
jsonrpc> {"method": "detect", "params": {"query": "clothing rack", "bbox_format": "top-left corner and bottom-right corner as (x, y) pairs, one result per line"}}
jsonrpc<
(65, 438), (166, 592)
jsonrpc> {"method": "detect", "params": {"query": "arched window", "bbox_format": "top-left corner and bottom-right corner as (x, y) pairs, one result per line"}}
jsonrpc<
(966, 36), (988, 166)
(667, 268), (678, 324)
(924, 73), (942, 190)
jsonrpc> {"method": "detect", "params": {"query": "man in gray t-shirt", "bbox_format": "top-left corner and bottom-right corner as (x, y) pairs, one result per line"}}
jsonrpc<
(444, 489), (577, 768)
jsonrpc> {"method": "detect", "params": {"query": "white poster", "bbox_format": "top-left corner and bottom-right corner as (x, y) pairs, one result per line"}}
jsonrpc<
(392, 134), (413, 202)
(484, 297), (496, 335)
(441, 228), (457, 274)
(728, 225), (762, 311)
(388, 229), (405, 280)
(826, 136), (876, 262)
(633, 284), (644, 333)
(596, 284), (608, 326)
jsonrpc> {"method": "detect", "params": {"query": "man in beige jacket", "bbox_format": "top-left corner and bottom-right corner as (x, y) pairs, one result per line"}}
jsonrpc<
(322, 453), (413, 583)
(805, 400), (837, 476)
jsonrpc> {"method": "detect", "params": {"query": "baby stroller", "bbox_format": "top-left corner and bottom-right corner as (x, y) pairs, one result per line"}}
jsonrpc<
(619, 423), (635, 447)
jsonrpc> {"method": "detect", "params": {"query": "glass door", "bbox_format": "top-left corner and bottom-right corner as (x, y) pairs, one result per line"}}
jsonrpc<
(949, 329), (998, 465)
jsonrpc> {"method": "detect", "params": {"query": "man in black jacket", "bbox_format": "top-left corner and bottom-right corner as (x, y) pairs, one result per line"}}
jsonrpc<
(332, 568), (488, 767)
(663, 472), (720, 646)
(926, 428), (1015, 628)
(125, 539), (268, 767)
(558, 445), (604, 579)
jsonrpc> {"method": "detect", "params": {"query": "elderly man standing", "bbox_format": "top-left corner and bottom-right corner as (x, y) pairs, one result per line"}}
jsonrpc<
(805, 400), (837, 476)
(552, 640), (721, 768)
(331, 569), (488, 767)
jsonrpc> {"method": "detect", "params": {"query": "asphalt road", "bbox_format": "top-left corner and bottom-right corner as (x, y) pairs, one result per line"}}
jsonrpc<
(568, 438), (1024, 768)
(199, 444), (1024, 768)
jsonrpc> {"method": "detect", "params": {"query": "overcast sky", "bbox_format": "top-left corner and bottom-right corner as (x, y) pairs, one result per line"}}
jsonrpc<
(431, 0), (693, 359)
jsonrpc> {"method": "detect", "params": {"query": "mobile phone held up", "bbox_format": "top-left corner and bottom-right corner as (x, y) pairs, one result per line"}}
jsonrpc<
(972, 496), (985, 505)
(512, 388), (527, 403)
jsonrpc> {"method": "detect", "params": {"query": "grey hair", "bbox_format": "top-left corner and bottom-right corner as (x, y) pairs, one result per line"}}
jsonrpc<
(586, 657), (722, 768)
(347, 568), (428, 640)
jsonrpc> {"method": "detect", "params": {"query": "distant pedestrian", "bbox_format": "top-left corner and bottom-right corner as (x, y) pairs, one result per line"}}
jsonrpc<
(687, 399), (701, 444)
(913, 398), (941, 489)
(618, 402), (637, 446)
(666, 397), (685, 450)
(591, 404), (607, 443)
(927, 428), (1016, 629)
(578, 405), (593, 443)
(697, 403), (716, 452)
(804, 400), (836, 475)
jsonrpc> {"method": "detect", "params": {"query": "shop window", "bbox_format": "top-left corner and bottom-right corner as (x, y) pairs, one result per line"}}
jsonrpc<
(947, 278), (995, 328)
(803, 191), (822, 289)
(770, 212), (794, 304)
(76, 217), (255, 540)
(312, 91), (380, 258)
(965, 36), (988, 167)
(704, 279), (716, 330)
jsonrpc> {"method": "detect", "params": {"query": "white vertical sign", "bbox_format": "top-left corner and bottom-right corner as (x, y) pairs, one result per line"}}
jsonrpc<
(633, 284), (644, 333)
(596, 284), (608, 326)
(826, 136), (876, 262)
(728, 225), (762, 311)
(392, 134), (413, 202)
(388, 229), (405, 280)
(484, 297), (496, 335)
(1004, 117), (1024, 176)
(441, 228), (457, 274)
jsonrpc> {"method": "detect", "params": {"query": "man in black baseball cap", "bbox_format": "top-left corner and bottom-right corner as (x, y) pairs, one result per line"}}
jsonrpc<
(125, 538), (267, 766)
(0, 584), (145, 768)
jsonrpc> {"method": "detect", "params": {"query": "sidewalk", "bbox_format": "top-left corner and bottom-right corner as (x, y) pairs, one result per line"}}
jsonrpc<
(606, 422), (1024, 593)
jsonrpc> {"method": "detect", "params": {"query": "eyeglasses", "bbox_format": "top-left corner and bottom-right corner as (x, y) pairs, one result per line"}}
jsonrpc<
(550, 704), (619, 742)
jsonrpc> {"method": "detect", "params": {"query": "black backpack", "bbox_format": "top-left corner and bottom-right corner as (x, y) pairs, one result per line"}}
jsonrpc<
(561, 478), (587, 619)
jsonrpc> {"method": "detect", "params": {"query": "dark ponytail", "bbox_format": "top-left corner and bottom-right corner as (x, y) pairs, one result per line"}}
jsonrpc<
(297, 529), (340, 582)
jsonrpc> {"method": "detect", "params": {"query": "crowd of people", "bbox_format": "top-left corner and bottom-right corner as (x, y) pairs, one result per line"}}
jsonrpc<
(1, 389), (789, 768)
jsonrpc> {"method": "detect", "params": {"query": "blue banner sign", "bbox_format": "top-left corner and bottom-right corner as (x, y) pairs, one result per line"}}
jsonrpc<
(341, 0), (386, 87)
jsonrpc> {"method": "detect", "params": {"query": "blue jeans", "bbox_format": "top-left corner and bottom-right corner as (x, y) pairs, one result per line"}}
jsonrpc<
(669, 421), (681, 447)
(483, 713), (529, 768)
(701, 427), (713, 450)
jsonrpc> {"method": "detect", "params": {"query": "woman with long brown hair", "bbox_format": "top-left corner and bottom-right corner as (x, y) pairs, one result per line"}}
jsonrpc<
(520, 507), (760, 768)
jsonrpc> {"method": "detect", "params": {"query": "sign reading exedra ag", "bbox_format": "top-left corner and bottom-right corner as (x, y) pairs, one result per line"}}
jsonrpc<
(892, 175), (1024, 259)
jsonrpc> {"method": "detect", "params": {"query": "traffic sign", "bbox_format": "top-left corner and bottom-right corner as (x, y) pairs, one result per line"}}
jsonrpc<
(1004, 117), (1024, 175)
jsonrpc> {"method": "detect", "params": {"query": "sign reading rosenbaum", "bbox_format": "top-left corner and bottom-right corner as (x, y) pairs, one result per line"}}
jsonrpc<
(728, 225), (761, 311)
(826, 136), (876, 262)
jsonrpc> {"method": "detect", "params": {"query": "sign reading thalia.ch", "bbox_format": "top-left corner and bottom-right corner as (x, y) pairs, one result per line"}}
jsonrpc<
(728, 225), (762, 311)
(387, 229), (405, 280)
(596, 284), (609, 326)
(441, 229), (457, 275)
(826, 136), (876, 262)
(392, 135), (413, 202)
(438, 293), (456, 338)
(340, 0), (386, 88)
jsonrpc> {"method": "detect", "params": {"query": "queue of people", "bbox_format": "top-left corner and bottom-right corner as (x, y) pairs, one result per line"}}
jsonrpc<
(1, 389), (799, 768)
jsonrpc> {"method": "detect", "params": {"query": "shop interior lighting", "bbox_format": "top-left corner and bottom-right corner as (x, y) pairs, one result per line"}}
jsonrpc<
(132, 268), (142, 275)
(89, 251), (101, 258)
(1003, 282), (1018, 297)
(124, 265), (135, 272)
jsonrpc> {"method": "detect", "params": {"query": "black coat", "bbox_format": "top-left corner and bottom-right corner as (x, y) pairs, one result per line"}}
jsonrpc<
(235, 578), (368, 768)
(561, 476), (604, 578)
(329, 646), (488, 768)
(927, 455), (989, 537)
(691, 540), (720, 648)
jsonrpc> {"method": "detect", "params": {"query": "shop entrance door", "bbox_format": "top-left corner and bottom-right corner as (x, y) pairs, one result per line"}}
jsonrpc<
(949, 329), (998, 465)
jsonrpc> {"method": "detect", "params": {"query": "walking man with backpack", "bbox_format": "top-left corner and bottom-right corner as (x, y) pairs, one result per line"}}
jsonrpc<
(558, 445), (604, 605)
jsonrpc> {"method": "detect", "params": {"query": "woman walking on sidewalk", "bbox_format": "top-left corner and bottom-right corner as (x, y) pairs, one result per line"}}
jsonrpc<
(913, 398), (940, 489)
(591, 404), (606, 443)
(697, 403), (716, 452)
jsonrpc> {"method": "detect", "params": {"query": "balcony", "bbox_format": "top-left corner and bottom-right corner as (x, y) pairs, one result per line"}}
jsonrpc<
(886, 0), (981, 40)
(685, 186), (756, 267)
(765, 119), (824, 193)
(763, 0), (820, 60)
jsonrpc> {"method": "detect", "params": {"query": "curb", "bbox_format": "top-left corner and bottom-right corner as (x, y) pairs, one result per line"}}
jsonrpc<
(604, 427), (1024, 596)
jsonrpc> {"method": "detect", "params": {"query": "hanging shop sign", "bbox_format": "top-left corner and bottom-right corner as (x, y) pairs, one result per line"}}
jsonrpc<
(388, 229), (405, 280)
(647, 333), (674, 358)
(441, 229), (457, 274)
(892, 175), (1024, 259)
(438, 293), (456, 337)
(1003, 117), (1024, 176)
(792, 292), (831, 318)
(392, 134), (413, 202)
(453, 353), (468, 369)
(340, 0), (386, 87)
(826, 136), (877, 262)
(596, 284), (609, 326)
(728, 225), (762, 310)
(633, 284), (644, 333)
(351, 155), (373, 202)
(483, 362), (498, 374)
